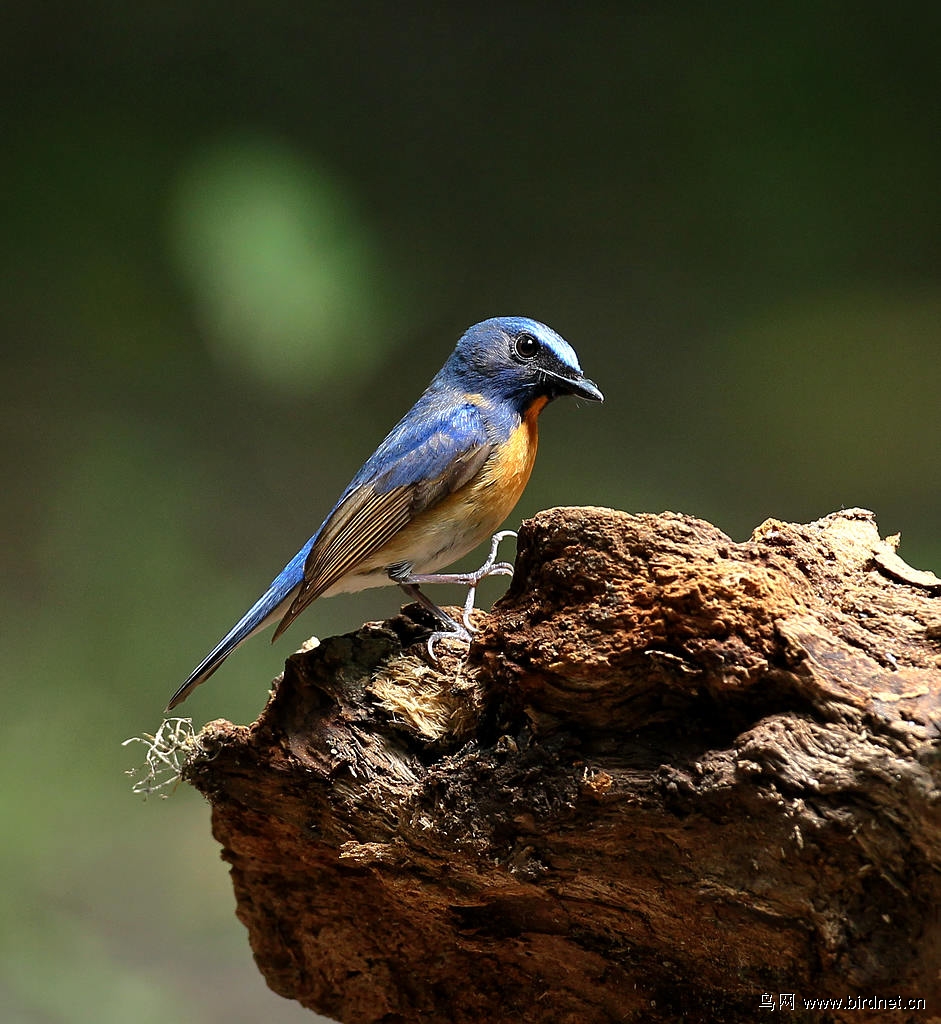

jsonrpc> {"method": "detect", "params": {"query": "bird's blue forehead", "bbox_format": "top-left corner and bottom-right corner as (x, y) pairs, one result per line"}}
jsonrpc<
(459, 315), (583, 373)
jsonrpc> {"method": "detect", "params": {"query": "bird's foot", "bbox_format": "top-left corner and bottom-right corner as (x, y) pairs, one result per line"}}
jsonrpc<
(389, 530), (518, 656)
(424, 620), (474, 660)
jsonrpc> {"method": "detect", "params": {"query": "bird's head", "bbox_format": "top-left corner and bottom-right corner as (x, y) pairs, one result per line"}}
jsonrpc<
(448, 316), (603, 410)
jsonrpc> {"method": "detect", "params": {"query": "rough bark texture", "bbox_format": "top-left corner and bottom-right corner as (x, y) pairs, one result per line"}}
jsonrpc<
(183, 507), (941, 1024)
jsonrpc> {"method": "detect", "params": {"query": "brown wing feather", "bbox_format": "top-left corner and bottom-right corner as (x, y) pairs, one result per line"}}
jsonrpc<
(271, 441), (493, 640)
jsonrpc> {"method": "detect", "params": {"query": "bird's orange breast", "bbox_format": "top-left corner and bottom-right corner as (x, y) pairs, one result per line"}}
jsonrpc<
(477, 394), (546, 515)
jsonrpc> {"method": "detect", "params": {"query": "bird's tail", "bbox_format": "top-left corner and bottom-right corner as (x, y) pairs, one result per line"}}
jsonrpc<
(165, 546), (310, 711)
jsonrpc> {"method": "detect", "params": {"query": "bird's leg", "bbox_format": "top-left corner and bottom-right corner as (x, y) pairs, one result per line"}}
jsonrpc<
(392, 579), (471, 658)
(400, 530), (517, 629)
(388, 572), (471, 659)
(387, 530), (518, 657)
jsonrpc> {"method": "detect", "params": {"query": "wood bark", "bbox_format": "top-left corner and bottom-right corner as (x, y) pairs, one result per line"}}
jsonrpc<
(183, 507), (941, 1024)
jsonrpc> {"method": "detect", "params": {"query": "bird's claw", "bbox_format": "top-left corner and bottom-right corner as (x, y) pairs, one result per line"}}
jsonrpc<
(426, 623), (473, 661)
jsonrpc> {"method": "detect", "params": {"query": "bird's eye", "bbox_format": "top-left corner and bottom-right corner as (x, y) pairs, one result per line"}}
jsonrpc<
(514, 333), (540, 360)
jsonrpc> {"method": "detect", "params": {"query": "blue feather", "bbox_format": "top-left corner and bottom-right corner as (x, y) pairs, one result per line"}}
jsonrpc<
(353, 398), (497, 494)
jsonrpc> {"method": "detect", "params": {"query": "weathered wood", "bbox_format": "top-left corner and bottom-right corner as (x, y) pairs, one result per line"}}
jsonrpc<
(184, 507), (941, 1024)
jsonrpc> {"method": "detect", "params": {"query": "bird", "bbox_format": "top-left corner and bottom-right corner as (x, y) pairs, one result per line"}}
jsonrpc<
(166, 316), (602, 710)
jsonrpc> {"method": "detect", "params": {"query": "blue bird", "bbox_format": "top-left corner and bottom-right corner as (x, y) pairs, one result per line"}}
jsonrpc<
(166, 316), (602, 710)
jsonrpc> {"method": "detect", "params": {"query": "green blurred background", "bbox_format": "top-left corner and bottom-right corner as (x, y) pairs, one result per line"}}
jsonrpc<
(3, 5), (939, 1022)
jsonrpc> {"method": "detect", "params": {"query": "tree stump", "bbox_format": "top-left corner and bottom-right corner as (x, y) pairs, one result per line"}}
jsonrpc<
(183, 507), (941, 1024)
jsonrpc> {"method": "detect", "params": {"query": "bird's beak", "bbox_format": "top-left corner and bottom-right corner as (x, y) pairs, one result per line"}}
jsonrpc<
(564, 374), (604, 402)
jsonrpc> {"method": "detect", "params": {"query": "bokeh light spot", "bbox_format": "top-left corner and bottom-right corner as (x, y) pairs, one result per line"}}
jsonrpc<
(168, 136), (385, 390)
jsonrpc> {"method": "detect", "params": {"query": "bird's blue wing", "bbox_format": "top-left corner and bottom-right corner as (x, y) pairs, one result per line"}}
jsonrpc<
(271, 398), (493, 640)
